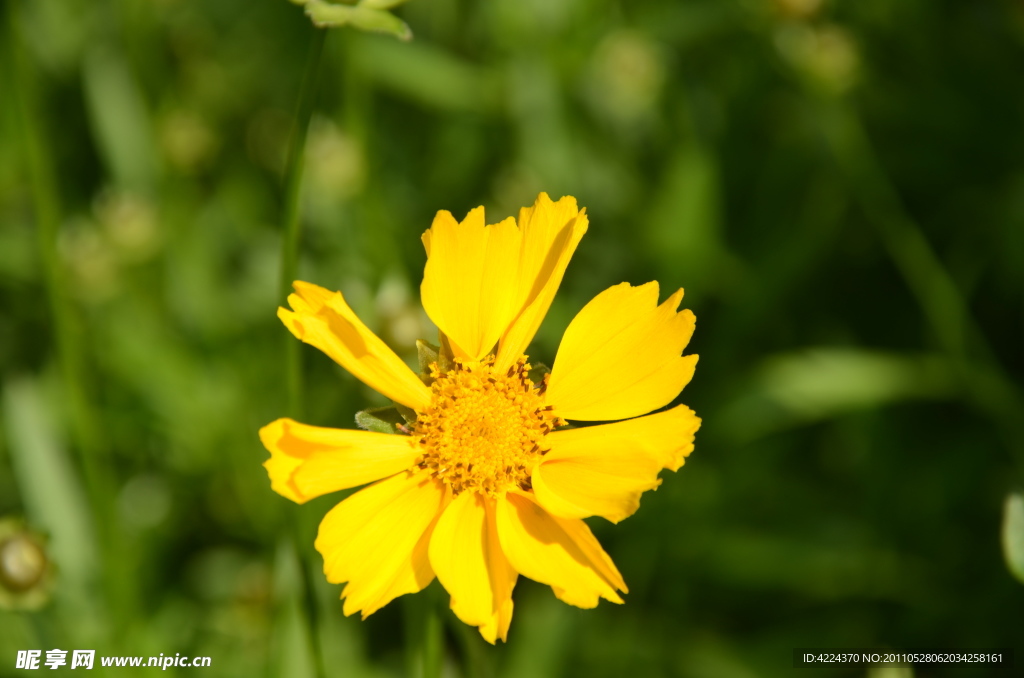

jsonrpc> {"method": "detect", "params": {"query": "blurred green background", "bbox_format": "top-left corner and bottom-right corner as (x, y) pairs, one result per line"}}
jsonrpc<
(1, 0), (1023, 676)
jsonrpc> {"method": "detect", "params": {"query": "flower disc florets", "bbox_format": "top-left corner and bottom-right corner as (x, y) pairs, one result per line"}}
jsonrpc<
(415, 356), (564, 496)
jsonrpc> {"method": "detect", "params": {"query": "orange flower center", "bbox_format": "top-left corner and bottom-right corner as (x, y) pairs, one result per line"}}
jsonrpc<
(414, 357), (563, 496)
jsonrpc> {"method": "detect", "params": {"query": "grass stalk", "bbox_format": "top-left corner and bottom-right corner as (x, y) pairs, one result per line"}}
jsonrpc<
(7, 1), (124, 619)
(820, 99), (1024, 473)
(280, 26), (328, 421)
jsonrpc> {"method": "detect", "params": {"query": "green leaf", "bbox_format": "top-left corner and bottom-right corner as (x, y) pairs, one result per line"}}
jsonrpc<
(2, 378), (100, 609)
(354, 406), (407, 434)
(717, 349), (956, 443)
(349, 33), (501, 114)
(82, 47), (158, 194)
(1002, 493), (1024, 584)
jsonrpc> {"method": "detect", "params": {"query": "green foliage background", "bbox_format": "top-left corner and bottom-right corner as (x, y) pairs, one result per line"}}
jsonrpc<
(1, 0), (1022, 676)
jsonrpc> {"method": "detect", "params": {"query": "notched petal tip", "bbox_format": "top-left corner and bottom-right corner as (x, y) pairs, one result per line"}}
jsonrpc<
(533, 404), (700, 522)
(260, 418), (309, 504)
(276, 281), (432, 411)
(318, 472), (446, 619)
(420, 205), (522, 361)
(259, 418), (423, 505)
(494, 194), (589, 369)
(277, 306), (307, 341)
(546, 281), (698, 421)
(428, 493), (518, 644)
(495, 491), (626, 610)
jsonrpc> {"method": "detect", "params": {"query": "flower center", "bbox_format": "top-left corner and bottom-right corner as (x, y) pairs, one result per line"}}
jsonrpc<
(415, 356), (563, 496)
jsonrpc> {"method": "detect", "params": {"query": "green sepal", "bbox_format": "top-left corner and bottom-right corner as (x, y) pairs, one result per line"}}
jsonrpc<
(417, 339), (440, 383)
(437, 331), (456, 374)
(1002, 492), (1024, 585)
(394, 403), (418, 426)
(354, 406), (407, 434)
(528, 362), (551, 386)
(347, 6), (412, 40)
(304, 1), (412, 41)
(359, 0), (410, 10)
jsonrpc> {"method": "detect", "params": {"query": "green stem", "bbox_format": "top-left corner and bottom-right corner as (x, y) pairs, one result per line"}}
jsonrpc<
(405, 585), (445, 678)
(423, 597), (443, 678)
(447, 608), (491, 678)
(293, 514), (328, 678)
(280, 26), (328, 420)
(279, 24), (328, 678)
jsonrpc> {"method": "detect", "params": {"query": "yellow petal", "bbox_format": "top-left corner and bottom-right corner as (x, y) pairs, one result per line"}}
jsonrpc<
(532, 405), (700, 523)
(316, 471), (448, 618)
(279, 281), (431, 412)
(546, 282), (698, 421)
(477, 589), (514, 645)
(495, 491), (626, 609)
(259, 418), (422, 504)
(494, 194), (588, 371)
(428, 492), (518, 643)
(420, 208), (522, 361)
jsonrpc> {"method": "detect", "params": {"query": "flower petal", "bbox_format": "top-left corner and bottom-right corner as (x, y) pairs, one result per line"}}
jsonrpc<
(494, 194), (588, 371)
(546, 282), (698, 421)
(428, 492), (518, 643)
(316, 471), (448, 618)
(420, 208), (522, 361)
(279, 281), (431, 412)
(532, 405), (700, 523)
(495, 491), (626, 608)
(259, 418), (422, 504)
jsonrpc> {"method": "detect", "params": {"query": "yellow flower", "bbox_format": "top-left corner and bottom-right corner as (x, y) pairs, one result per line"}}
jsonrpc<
(260, 193), (700, 643)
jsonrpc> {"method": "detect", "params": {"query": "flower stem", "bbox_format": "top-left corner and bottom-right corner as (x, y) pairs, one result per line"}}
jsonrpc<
(423, 597), (443, 678)
(448, 610), (492, 678)
(280, 26), (327, 419)
(406, 585), (445, 678)
(279, 24), (328, 678)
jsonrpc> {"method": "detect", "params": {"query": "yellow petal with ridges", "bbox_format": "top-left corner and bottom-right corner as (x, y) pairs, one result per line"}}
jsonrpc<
(278, 281), (431, 412)
(259, 418), (422, 504)
(532, 405), (700, 523)
(420, 208), (521, 361)
(546, 282), (698, 421)
(316, 471), (448, 618)
(495, 491), (626, 609)
(428, 492), (518, 643)
(494, 194), (588, 371)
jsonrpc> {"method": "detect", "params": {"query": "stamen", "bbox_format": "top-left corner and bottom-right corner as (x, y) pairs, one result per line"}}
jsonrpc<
(414, 356), (564, 496)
